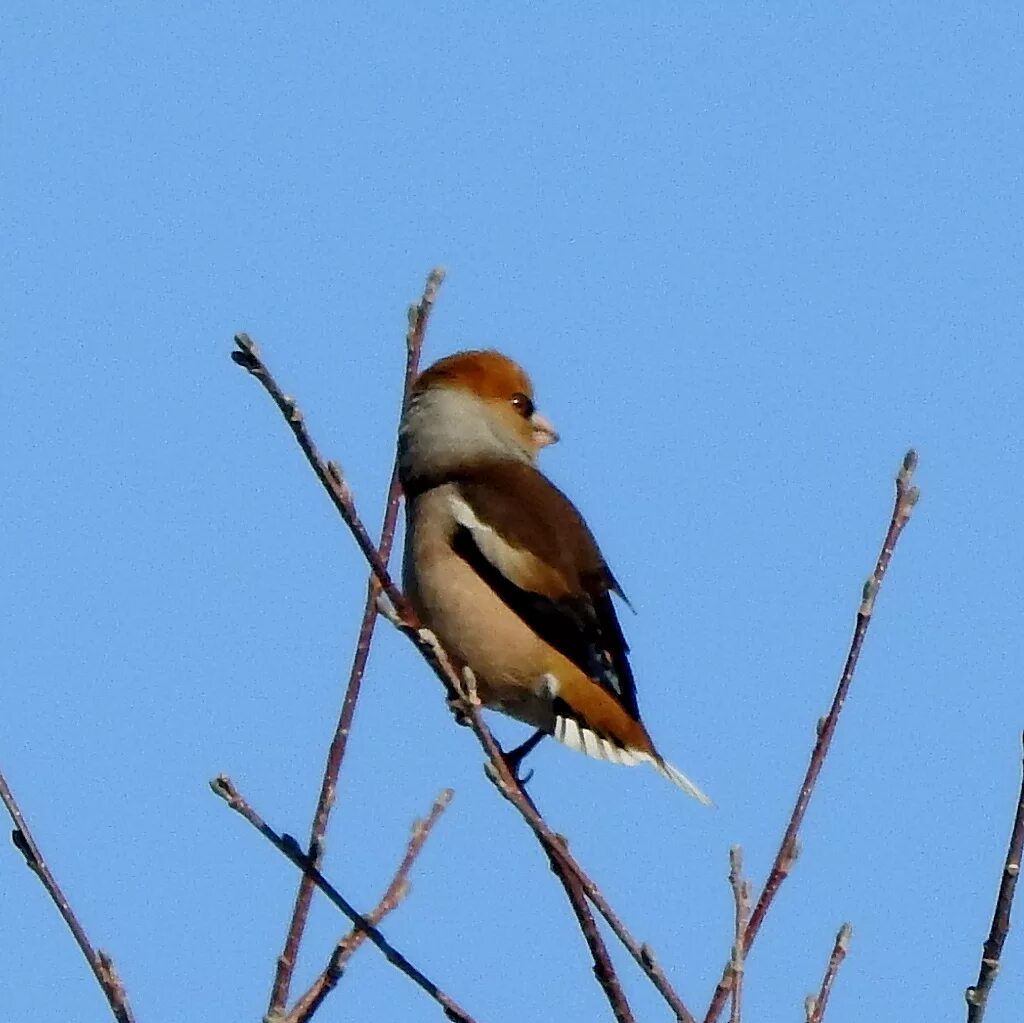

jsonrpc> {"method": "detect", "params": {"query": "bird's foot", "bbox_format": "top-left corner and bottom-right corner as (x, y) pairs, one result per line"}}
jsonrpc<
(500, 729), (546, 785)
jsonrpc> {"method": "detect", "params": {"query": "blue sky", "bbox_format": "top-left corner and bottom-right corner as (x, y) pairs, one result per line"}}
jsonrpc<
(3, 4), (1022, 1021)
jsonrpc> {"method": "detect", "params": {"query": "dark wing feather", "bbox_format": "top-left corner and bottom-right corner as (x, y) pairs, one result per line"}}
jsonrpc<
(451, 463), (640, 719)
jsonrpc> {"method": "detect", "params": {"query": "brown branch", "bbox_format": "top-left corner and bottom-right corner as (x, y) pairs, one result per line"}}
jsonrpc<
(231, 335), (455, 702)
(231, 335), (407, 619)
(0, 768), (137, 1023)
(965, 732), (1024, 1023)
(285, 789), (454, 1023)
(233, 320), (697, 1022)
(453, 666), (691, 1023)
(727, 847), (751, 1023)
(804, 923), (852, 1023)
(267, 267), (445, 1015)
(542, 846), (636, 1023)
(704, 450), (920, 1023)
(210, 774), (475, 1023)
(454, 669), (635, 1023)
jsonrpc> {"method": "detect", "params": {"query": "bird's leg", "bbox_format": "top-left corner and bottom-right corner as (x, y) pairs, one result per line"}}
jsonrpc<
(501, 728), (547, 782)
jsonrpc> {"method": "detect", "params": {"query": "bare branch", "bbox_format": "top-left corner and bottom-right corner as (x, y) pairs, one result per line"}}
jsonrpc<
(727, 847), (751, 1023)
(284, 789), (454, 1023)
(704, 450), (920, 1023)
(0, 768), (137, 1023)
(231, 332), (408, 619)
(267, 267), (445, 1015)
(231, 335), (459, 708)
(965, 732), (1024, 1023)
(455, 667), (693, 1023)
(544, 847), (636, 1023)
(804, 922), (852, 1023)
(210, 775), (475, 1023)
(449, 669), (635, 1022)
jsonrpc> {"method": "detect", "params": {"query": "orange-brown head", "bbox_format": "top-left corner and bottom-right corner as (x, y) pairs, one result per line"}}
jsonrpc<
(400, 350), (559, 490)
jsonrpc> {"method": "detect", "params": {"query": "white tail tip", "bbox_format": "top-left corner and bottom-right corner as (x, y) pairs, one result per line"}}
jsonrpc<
(654, 757), (713, 806)
(554, 714), (712, 804)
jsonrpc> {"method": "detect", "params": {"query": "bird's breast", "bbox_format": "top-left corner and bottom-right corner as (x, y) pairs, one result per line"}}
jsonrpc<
(403, 485), (560, 728)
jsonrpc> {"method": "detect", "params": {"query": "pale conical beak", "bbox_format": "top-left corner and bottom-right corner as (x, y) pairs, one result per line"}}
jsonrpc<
(530, 411), (560, 448)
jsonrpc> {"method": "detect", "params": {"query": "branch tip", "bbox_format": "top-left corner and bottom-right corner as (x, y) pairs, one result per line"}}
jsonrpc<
(209, 774), (238, 804)
(232, 333), (262, 373)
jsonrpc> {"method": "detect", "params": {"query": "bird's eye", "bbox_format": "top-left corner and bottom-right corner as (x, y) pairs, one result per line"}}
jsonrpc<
(510, 392), (535, 418)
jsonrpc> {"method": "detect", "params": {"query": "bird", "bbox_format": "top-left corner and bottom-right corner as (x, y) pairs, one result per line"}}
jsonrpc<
(398, 348), (710, 803)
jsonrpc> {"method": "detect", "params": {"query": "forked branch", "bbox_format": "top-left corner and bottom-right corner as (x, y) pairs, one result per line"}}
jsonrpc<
(284, 789), (454, 1023)
(211, 775), (474, 1023)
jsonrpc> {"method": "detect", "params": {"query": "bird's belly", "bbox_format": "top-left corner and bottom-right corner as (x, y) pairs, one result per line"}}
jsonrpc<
(406, 553), (556, 728)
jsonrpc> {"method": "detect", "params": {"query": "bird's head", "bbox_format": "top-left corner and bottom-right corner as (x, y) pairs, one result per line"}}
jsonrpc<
(399, 349), (559, 489)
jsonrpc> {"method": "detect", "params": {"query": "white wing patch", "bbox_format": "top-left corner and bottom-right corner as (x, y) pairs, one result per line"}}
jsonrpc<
(553, 713), (712, 805)
(448, 492), (488, 533)
(447, 492), (567, 596)
(448, 493), (528, 579)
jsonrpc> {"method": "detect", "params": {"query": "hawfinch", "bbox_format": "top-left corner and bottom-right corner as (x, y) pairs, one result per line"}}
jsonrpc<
(399, 349), (709, 803)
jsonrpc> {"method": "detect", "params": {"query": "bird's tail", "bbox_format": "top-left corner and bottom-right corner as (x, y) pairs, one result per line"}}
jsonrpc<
(653, 756), (713, 806)
(553, 712), (712, 804)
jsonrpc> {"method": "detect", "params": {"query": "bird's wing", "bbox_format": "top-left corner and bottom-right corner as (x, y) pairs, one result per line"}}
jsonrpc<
(448, 462), (640, 720)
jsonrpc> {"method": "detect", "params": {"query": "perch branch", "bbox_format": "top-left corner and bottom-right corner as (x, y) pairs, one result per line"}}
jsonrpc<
(804, 923), (852, 1023)
(267, 267), (444, 1015)
(0, 768), (136, 1023)
(210, 774), (474, 1023)
(965, 732), (1024, 1023)
(285, 788), (454, 1023)
(452, 665), (692, 1023)
(456, 669), (636, 1023)
(703, 450), (920, 1023)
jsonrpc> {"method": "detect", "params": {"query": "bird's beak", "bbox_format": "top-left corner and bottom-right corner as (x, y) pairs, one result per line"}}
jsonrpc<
(530, 411), (560, 448)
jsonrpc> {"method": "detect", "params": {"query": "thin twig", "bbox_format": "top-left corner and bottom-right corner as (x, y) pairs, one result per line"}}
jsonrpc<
(267, 267), (445, 1015)
(804, 923), (852, 1023)
(545, 848), (636, 1023)
(0, 768), (137, 1023)
(210, 775), (475, 1023)
(232, 335), (408, 620)
(727, 847), (751, 1023)
(703, 451), (919, 1023)
(965, 732), (1024, 1023)
(285, 789), (454, 1023)
(231, 333), (459, 705)
(234, 328), (697, 1022)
